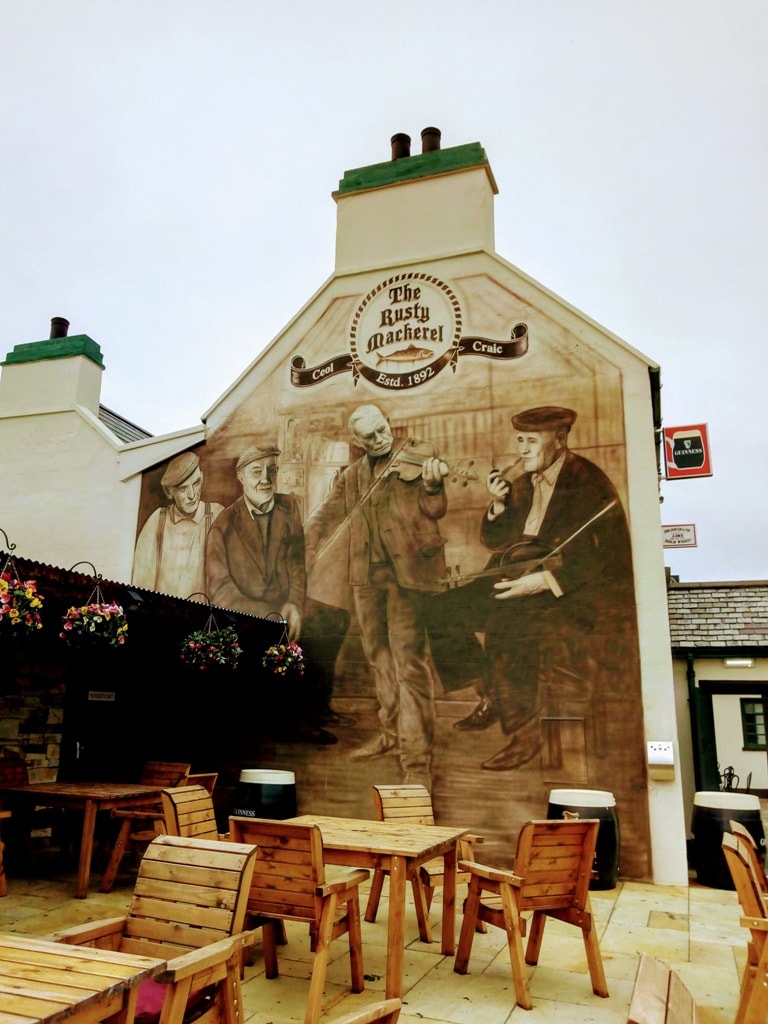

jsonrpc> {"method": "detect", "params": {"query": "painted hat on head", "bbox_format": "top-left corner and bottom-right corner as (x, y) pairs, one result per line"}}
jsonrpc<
(511, 406), (577, 432)
(160, 451), (200, 489)
(236, 444), (281, 473)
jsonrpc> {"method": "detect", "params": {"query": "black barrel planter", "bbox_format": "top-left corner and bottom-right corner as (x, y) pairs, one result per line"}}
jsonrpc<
(232, 768), (297, 819)
(547, 788), (620, 890)
(691, 791), (766, 889)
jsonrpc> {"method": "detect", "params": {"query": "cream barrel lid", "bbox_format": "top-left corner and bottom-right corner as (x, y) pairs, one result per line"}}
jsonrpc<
(693, 791), (759, 810)
(239, 769), (296, 785)
(549, 788), (616, 807)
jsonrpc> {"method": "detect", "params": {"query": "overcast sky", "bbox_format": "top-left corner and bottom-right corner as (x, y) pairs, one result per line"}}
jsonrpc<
(2, 1), (766, 583)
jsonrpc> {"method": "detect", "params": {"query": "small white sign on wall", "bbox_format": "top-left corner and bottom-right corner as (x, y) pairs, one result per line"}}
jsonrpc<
(87, 691), (116, 702)
(662, 524), (697, 548)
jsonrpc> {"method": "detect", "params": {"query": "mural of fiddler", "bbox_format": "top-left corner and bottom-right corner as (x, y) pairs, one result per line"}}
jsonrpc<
(133, 269), (649, 878)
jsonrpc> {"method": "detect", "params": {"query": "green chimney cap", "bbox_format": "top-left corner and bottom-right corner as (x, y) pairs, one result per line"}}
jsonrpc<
(334, 142), (498, 196)
(2, 335), (105, 368)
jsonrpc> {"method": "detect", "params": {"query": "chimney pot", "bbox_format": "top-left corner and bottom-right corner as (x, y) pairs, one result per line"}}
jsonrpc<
(421, 126), (442, 153)
(50, 317), (70, 339)
(390, 133), (411, 160)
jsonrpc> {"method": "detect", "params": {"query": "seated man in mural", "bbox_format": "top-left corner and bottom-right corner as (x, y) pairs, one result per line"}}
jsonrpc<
(304, 403), (449, 787)
(132, 451), (223, 600)
(455, 405), (636, 771)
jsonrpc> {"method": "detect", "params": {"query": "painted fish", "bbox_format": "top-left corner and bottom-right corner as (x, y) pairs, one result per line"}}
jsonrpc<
(376, 344), (433, 366)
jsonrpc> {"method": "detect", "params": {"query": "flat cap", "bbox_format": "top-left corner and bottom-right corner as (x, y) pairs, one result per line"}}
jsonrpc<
(236, 444), (281, 473)
(511, 406), (577, 432)
(161, 451), (200, 489)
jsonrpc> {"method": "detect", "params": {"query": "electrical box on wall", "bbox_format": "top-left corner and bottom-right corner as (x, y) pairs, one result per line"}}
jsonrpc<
(647, 741), (675, 781)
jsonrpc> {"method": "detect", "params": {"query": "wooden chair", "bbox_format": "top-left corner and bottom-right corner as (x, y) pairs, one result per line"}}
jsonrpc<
(100, 760), (191, 892)
(162, 784), (228, 841)
(729, 819), (768, 894)
(48, 834), (258, 1024)
(723, 831), (768, 1024)
(364, 783), (484, 943)
(186, 772), (218, 794)
(454, 818), (609, 1010)
(0, 748), (61, 869)
(0, 809), (11, 897)
(627, 953), (696, 1023)
(327, 998), (402, 1024)
(229, 815), (369, 1024)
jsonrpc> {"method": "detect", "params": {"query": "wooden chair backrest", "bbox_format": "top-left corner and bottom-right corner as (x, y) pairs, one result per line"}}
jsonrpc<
(514, 819), (600, 914)
(161, 785), (220, 841)
(627, 953), (696, 1024)
(0, 750), (29, 787)
(373, 784), (435, 825)
(229, 816), (326, 925)
(186, 772), (218, 794)
(729, 819), (768, 893)
(120, 834), (258, 960)
(140, 761), (191, 788)
(328, 998), (402, 1024)
(723, 831), (767, 927)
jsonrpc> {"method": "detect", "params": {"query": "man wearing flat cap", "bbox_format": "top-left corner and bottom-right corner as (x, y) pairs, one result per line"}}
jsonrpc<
(132, 451), (223, 600)
(205, 444), (305, 641)
(455, 405), (635, 771)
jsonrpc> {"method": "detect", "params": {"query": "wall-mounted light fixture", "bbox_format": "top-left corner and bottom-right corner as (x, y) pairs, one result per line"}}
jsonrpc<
(723, 658), (754, 669)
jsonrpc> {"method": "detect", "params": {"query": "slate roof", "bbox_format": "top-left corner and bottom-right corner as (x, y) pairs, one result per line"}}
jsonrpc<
(98, 404), (152, 443)
(667, 580), (768, 651)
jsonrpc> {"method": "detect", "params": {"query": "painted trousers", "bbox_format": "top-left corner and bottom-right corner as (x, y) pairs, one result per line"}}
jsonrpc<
(353, 564), (435, 774)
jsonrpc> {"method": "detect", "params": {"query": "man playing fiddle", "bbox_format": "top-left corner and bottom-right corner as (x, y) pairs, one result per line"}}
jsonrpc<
(456, 405), (636, 771)
(305, 403), (449, 787)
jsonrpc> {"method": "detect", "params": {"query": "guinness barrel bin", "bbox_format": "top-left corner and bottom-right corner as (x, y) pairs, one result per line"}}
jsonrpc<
(547, 788), (620, 890)
(232, 769), (297, 820)
(691, 791), (765, 889)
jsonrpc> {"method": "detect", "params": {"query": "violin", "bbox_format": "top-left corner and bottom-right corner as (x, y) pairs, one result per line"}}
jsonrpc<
(385, 437), (478, 485)
(440, 539), (562, 589)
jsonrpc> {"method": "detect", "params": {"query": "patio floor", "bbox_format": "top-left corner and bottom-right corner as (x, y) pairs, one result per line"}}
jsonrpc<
(0, 854), (746, 1023)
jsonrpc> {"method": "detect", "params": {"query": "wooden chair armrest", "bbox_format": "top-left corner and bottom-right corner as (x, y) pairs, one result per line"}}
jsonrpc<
(46, 916), (128, 945)
(464, 833), (484, 845)
(318, 868), (370, 897)
(741, 915), (768, 931)
(155, 931), (257, 984)
(458, 860), (523, 886)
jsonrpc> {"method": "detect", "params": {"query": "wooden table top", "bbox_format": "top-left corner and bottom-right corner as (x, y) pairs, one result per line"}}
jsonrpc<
(0, 782), (161, 800)
(290, 814), (469, 858)
(0, 932), (164, 1024)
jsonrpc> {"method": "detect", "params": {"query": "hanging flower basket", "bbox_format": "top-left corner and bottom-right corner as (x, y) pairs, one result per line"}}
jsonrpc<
(60, 570), (127, 648)
(0, 534), (45, 636)
(262, 639), (305, 677)
(0, 570), (44, 635)
(179, 607), (241, 671)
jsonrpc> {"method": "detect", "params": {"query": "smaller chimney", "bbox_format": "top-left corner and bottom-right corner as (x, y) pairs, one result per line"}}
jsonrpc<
(390, 133), (411, 160)
(50, 317), (70, 339)
(421, 126), (441, 153)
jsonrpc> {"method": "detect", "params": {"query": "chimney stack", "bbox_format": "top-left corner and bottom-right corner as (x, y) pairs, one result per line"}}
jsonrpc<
(50, 317), (70, 339)
(390, 133), (411, 160)
(421, 126), (441, 153)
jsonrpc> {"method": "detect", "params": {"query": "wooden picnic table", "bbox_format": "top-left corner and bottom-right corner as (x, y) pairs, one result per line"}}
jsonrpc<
(0, 781), (161, 899)
(289, 813), (469, 999)
(0, 931), (163, 1024)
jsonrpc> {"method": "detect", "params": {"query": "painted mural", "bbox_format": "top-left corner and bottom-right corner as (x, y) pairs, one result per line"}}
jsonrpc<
(133, 268), (650, 878)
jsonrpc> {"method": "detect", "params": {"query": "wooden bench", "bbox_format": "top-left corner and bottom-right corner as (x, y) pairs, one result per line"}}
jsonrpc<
(627, 953), (696, 1023)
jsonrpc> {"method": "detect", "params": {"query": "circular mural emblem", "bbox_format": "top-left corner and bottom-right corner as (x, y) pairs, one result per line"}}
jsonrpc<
(349, 273), (462, 390)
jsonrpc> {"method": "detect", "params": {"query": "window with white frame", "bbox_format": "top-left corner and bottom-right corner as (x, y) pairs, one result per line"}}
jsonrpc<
(741, 698), (767, 750)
